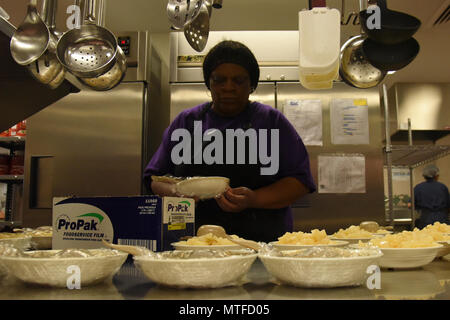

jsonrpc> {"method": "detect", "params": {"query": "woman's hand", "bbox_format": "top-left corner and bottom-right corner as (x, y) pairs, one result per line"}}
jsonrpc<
(215, 177), (309, 212)
(215, 187), (257, 213)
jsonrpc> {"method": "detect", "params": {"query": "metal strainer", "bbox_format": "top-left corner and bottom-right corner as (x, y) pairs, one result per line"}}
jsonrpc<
(167, 0), (204, 30)
(61, 34), (116, 75)
(339, 34), (386, 89)
(338, 0), (386, 88)
(56, 0), (124, 79)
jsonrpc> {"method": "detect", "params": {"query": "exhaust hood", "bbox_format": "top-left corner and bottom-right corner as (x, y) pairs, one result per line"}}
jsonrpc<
(385, 82), (450, 143)
(0, 16), (80, 133)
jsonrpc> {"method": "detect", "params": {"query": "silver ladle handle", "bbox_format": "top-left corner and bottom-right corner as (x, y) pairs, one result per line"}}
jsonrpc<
(86, 0), (97, 23)
(41, 0), (57, 30)
(75, 0), (97, 25)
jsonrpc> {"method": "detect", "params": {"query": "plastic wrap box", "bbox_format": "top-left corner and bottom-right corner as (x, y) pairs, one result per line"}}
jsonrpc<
(52, 196), (195, 252)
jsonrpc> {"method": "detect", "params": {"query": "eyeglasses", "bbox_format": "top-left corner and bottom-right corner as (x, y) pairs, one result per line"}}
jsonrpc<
(210, 75), (250, 87)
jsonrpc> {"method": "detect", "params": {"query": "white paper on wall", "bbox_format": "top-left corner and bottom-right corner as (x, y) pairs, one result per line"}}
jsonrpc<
(318, 154), (366, 193)
(392, 168), (410, 181)
(283, 99), (323, 146)
(330, 98), (370, 145)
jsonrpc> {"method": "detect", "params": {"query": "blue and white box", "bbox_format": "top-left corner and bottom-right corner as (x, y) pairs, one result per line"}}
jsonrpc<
(52, 196), (195, 252)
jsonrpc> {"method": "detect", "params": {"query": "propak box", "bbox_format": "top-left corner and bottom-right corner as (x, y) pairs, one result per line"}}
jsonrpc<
(52, 196), (195, 252)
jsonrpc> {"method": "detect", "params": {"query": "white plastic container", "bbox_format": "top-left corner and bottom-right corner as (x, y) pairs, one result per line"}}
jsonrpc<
(298, 7), (340, 89)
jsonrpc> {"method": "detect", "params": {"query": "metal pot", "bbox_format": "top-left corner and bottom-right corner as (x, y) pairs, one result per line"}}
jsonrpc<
(77, 46), (127, 91)
(362, 37), (420, 71)
(56, 0), (126, 90)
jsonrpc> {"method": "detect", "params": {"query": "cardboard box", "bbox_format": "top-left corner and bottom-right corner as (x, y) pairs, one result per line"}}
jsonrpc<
(52, 196), (195, 252)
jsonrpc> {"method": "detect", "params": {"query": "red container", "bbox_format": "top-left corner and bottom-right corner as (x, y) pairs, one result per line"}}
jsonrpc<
(16, 121), (27, 137)
(9, 153), (24, 175)
(9, 124), (19, 137)
(0, 154), (10, 175)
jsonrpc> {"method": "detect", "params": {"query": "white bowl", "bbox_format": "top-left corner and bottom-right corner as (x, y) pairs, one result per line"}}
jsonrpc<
(269, 240), (349, 251)
(30, 236), (52, 250)
(0, 249), (127, 287)
(435, 241), (450, 258)
(330, 237), (373, 244)
(0, 236), (32, 250)
(171, 242), (242, 251)
(175, 176), (229, 200)
(377, 245), (443, 269)
(259, 252), (383, 288)
(134, 251), (257, 288)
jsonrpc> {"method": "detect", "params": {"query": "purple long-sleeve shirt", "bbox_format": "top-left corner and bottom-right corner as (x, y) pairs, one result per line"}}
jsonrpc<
(144, 101), (316, 191)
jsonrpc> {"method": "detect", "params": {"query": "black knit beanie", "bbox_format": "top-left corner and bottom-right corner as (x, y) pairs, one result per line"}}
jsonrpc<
(203, 40), (260, 91)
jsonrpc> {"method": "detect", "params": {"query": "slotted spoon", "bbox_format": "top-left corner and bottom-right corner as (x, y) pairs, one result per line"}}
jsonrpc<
(167, 0), (204, 30)
(183, 0), (212, 52)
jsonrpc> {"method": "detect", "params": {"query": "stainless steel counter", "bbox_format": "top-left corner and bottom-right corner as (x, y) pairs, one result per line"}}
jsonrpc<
(1, 257), (449, 300)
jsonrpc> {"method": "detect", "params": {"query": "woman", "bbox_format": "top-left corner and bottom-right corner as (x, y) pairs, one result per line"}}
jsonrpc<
(144, 40), (316, 242)
(413, 164), (449, 229)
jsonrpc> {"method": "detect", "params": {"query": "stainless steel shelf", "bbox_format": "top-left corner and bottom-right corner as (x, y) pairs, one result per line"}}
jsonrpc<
(0, 175), (24, 183)
(0, 136), (26, 150)
(384, 145), (450, 167)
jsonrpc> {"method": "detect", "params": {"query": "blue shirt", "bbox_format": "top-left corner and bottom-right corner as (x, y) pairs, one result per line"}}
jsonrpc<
(414, 180), (450, 212)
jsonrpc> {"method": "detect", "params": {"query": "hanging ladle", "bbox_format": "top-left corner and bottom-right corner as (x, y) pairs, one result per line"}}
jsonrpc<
(10, 0), (50, 66)
(27, 0), (65, 89)
(56, 0), (127, 91)
(338, 0), (386, 88)
(196, 225), (262, 251)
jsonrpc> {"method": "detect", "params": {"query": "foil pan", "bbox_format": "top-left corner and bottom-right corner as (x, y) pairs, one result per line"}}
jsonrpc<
(258, 246), (383, 288)
(12, 226), (52, 250)
(134, 249), (257, 289)
(0, 248), (127, 287)
(0, 235), (32, 251)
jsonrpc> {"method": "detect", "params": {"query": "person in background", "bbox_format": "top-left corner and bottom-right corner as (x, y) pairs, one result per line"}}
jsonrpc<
(413, 164), (450, 229)
(143, 40), (316, 242)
